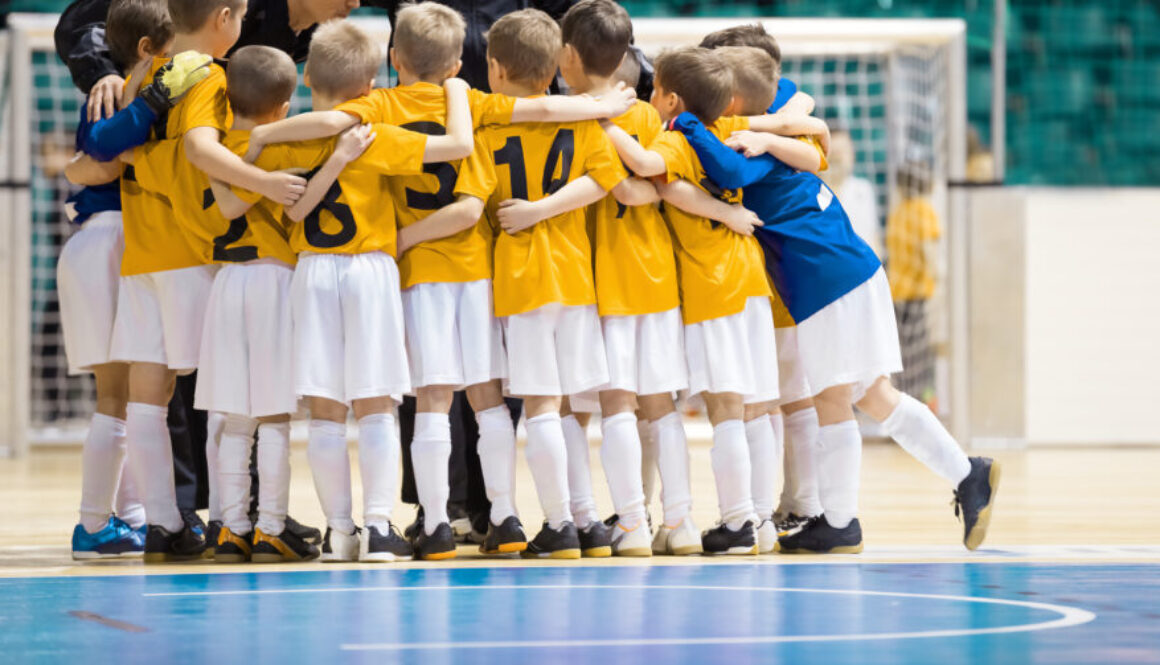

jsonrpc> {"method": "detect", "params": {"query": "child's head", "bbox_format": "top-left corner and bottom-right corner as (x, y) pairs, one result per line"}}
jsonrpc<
(106, 0), (174, 72)
(558, 0), (633, 92)
(700, 23), (782, 72)
(651, 47), (733, 124)
(167, 0), (246, 58)
(485, 9), (561, 95)
(305, 20), (381, 107)
(227, 46), (297, 123)
(391, 2), (465, 84)
(714, 46), (777, 116)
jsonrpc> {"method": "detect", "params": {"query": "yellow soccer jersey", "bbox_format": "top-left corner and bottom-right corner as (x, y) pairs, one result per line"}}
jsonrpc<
(591, 101), (679, 317)
(336, 82), (507, 287)
(648, 115), (772, 325)
(254, 123), (428, 257)
(456, 115), (629, 318)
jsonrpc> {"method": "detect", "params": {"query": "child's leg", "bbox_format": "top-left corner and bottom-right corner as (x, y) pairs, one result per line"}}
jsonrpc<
(307, 397), (355, 534)
(79, 363), (130, 533)
(561, 398), (598, 529)
(778, 398), (822, 518)
(598, 390), (646, 529)
(352, 396), (400, 533)
(638, 410), (658, 508)
(813, 384), (861, 529)
(413, 386), (455, 535)
(638, 393), (691, 526)
(254, 414), (292, 536)
(523, 395), (572, 529)
(743, 400), (780, 521)
(466, 380), (517, 524)
(703, 392), (756, 529)
(125, 362), (181, 532)
(204, 411), (225, 526)
(216, 412), (259, 537)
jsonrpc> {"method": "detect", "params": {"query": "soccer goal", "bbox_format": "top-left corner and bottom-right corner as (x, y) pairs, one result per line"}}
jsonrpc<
(0, 14), (967, 457)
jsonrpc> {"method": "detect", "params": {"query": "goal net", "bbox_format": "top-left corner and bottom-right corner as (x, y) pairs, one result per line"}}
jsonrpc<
(0, 14), (966, 455)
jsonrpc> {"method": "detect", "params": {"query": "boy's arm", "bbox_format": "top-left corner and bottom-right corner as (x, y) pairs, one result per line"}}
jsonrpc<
(670, 113), (778, 189)
(600, 120), (667, 177)
(609, 177), (660, 207)
(78, 98), (159, 161)
(209, 179), (252, 220)
(779, 91), (816, 116)
(64, 152), (121, 186)
(725, 131), (823, 174)
(496, 175), (607, 235)
(657, 178), (762, 236)
(245, 111), (358, 162)
(510, 83), (636, 124)
(185, 127), (307, 205)
(285, 125), (375, 222)
(397, 195), (486, 254)
(746, 112), (831, 157)
(421, 78), (473, 162)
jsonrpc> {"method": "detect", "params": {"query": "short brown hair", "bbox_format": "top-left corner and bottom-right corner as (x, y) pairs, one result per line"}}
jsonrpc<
(560, 0), (632, 78)
(716, 46), (776, 116)
(106, 0), (174, 71)
(486, 9), (560, 89)
(393, 2), (466, 82)
(167, 0), (244, 34)
(654, 47), (734, 124)
(306, 20), (382, 101)
(227, 46), (297, 118)
(700, 23), (782, 68)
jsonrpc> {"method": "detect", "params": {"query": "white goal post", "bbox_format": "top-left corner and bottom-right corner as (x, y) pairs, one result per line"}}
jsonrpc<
(0, 13), (967, 456)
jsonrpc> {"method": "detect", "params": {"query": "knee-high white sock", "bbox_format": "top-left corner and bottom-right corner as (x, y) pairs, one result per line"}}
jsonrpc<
(255, 421), (291, 535)
(307, 419), (355, 534)
(744, 415), (778, 520)
(881, 393), (972, 486)
(639, 418), (658, 507)
(412, 412), (452, 535)
(114, 446), (146, 529)
(476, 405), (517, 523)
(358, 413), (399, 532)
(711, 419), (756, 529)
(561, 414), (597, 528)
(217, 413), (258, 535)
(205, 411), (225, 523)
(651, 412), (692, 525)
(79, 413), (128, 533)
(816, 420), (862, 529)
(124, 402), (182, 532)
(524, 412), (572, 529)
(780, 407), (822, 516)
(600, 412), (646, 529)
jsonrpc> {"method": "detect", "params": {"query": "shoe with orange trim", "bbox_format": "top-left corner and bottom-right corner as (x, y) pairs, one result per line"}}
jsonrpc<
(413, 522), (458, 561)
(213, 526), (253, 563)
(251, 526), (320, 563)
(610, 519), (652, 557)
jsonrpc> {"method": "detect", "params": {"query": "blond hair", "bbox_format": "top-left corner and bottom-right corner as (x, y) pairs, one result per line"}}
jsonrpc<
(306, 20), (382, 101)
(227, 46), (298, 118)
(715, 46), (777, 116)
(654, 47), (734, 124)
(167, 0), (243, 34)
(486, 9), (561, 89)
(393, 2), (466, 82)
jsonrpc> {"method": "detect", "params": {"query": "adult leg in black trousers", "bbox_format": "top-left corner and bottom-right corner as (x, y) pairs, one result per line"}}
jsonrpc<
(169, 372), (207, 533)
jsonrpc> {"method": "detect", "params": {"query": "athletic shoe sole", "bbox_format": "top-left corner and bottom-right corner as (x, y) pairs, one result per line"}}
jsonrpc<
(614, 547), (652, 557)
(581, 546), (612, 558)
(143, 552), (203, 563)
(965, 461), (1001, 551)
(71, 551), (141, 560)
(360, 553), (413, 563)
(521, 548), (581, 560)
(418, 548), (458, 561)
(704, 544), (759, 556)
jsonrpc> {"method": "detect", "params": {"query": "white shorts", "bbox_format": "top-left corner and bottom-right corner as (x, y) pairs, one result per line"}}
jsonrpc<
(109, 264), (217, 373)
(796, 268), (903, 402)
(570, 308), (688, 412)
(292, 252), (410, 404)
(401, 279), (507, 390)
(503, 303), (608, 396)
(194, 263), (297, 418)
(775, 326), (813, 405)
(58, 212), (124, 374)
(685, 296), (779, 403)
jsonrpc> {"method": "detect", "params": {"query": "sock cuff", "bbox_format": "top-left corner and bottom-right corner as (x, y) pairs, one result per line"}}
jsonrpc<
(125, 402), (166, 418)
(768, 412), (784, 425)
(310, 419), (346, 437)
(91, 412), (127, 435)
(785, 406), (818, 425)
(744, 414), (772, 428)
(561, 414), (582, 426)
(819, 420), (859, 435)
(257, 421), (290, 436)
(358, 412), (395, 428)
(654, 411), (681, 428)
(712, 419), (744, 436)
(880, 393), (921, 433)
(601, 411), (636, 430)
(415, 411), (451, 431)
(526, 412), (562, 426)
(222, 413), (259, 436)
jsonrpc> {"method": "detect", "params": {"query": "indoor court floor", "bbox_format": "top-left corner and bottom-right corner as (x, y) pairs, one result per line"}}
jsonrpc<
(2, 435), (1159, 664)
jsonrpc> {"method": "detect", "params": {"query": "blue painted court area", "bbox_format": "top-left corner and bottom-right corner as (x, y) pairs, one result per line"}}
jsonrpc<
(2, 563), (1158, 664)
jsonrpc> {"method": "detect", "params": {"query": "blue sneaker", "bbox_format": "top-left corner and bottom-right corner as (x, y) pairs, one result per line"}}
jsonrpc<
(71, 517), (145, 560)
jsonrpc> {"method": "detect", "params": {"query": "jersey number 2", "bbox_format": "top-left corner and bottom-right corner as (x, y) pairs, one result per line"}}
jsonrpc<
(203, 188), (258, 262)
(493, 130), (575, 200)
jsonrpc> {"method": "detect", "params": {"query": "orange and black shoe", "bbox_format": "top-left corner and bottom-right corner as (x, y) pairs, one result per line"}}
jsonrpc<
(480, 516), (528, 555)
(213, 526), (253, 563)
(521, 521), (581, 560)
(251, 526), (320, 563)
(413, 522), (458, 561)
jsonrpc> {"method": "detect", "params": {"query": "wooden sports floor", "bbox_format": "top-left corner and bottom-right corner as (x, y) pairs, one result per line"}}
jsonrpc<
(2, 432), (1159, 664)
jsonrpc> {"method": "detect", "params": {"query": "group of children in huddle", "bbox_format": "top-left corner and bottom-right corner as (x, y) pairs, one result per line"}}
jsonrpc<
(63, 0), (999, 564)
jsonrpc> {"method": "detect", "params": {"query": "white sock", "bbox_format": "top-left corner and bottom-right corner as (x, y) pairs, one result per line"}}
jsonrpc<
(205, 411), (225, 523)
(358, 413), (399, 532)
(79, 413), (127, 533)
(639, 418), (658, 507)
(217, 413), (258, 535)
(124, 402), (182, 532)
(561, 414), (597, 528)
(476, 405), (517, 523)
(881, 393), (972, 486)
(600, 412), (646, 529)
(255, 421), (291, 535)
(306, 419), (355, 534)
(412, 412), (452, 535)
(770, 412), (786, 510)
(710, 419), (756, 529)
(816, 420), (862, 529)
(650, 412), (692, 525)
(780, 407), (822, 516)
(114, 448), (146, 529)
(524, 412), (572, 529)
(745, 415), (778, 520)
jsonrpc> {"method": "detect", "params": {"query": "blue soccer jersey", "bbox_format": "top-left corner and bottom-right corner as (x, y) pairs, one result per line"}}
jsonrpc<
(66, 96), (159, 224)
(671, 112), (881, 323)
(768, 77), (798, 114)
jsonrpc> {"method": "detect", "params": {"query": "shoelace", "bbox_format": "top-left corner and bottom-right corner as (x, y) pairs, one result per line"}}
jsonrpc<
(951, 491), (964, 521)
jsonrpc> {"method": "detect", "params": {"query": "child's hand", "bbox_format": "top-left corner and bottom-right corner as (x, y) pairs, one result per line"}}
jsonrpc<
(88, 74), (125, 122)
(497, 199), (545, 235)
(726, 131), (775, 158)
(333, 124), (375, 164)
(720, 203), (761, 237)
(259, 171), (308, 206)
(600, 82), (637, 118)
(244, 127), (269, 163)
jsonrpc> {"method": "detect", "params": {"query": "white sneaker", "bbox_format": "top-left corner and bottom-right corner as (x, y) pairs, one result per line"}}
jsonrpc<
(756, 519), (778, 553)
(611, 520), (652, 557)
(651, 516), (703, 556)
(320, 526), (360, 563)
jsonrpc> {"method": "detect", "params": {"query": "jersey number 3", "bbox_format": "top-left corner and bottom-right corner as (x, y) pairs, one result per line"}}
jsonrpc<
(402, 121), (457, 210)
(493, 130), (575, 201)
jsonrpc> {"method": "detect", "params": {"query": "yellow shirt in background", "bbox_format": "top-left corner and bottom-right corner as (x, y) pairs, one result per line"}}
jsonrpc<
(886, 196), (941, 300)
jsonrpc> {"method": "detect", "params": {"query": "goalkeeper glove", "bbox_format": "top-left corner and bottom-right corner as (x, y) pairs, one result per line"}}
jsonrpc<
(139, 51), (213, 115)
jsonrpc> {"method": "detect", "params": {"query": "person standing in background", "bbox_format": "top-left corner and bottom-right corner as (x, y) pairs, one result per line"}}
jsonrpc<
(822, 129), (881, 258)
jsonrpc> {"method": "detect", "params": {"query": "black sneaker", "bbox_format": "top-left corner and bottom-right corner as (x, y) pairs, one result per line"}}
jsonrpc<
(414, 522), (458, 561)
(773, 512), (813, 536)
(448, 502), (473, 541)
(954, 457), (1001, 551)
(578, 521), (612, 558)
(522, 521), (581, 559)
(213, 526), (252, 563)
(361, 523), (413, 562)
(252, 526), (320, 563)
(144, 523), (206, 563)
(404, 507), (425, 543)
(285, 515), (322, 545)
(702, 521), (758, 555)
(777, 515), (863, 554)
(481, 516), (528, 555)
(602, 513), (620, 528)
(204, 519), (222, 559)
